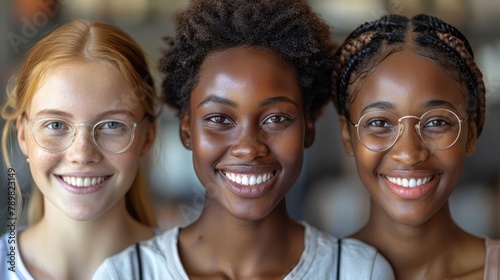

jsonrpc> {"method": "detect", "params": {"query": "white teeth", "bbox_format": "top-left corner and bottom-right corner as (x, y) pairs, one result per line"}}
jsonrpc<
(61, 176), (107, 188)
(249, 175), (256, 186)
(224, 172), (275, 186)
(387, 176), (432, 188)
(402, 178), (409, 187)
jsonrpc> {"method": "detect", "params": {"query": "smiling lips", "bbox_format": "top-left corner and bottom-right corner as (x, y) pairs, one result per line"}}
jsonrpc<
(223, 171), (275, 186)
(386, 176), (433, 188)
(384, 174), (437, 200)
(61, 176), (109, 188)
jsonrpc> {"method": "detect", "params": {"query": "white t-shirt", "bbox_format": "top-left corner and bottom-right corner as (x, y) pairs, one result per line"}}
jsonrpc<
(0, 229), (34, 280)
(93, 222), (395, 280)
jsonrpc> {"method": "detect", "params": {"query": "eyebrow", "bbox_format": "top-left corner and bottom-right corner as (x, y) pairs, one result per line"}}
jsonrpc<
(197, 95), (237, 108)
(259, 96), (299, 108)
(363, 99), (457, 112)
(423, 99), (456, 109)
(363, 101), (394, 112)
(197, 95), (299, 108)
(32, 109), (137, 120)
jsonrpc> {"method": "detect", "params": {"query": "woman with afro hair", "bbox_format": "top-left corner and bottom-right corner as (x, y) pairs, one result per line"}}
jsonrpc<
(332, 13), (499, 279)
(94, 0), (395, 279)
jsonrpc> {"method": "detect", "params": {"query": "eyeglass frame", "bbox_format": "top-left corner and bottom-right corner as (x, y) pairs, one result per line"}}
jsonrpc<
(25, 116), (146, 154)
(347, 108), (469, 152)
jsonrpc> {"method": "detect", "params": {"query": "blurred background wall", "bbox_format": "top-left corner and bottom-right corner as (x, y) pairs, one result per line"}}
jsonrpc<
(1, 0), (499, 238)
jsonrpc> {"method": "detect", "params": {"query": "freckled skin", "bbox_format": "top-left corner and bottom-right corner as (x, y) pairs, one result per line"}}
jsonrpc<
(177, 47), (313, 279)
(339, 49), (485, 279)
(19, 62), (153, 221)
(15, 60), (156, 280)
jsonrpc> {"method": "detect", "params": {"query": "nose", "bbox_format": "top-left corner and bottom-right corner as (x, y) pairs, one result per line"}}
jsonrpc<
(230, 125), (269, 161)
(389, 122), (429, 165)
(65, 127), (102, 164)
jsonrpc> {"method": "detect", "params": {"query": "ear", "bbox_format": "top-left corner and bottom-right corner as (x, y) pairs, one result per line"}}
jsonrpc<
(16, 117), (29, 157)
(339, 115), (354, 157)
(180, 112), (193, 150)
(304, 113), (315, 148)
(140, 121), (157, 156)
(465, 119), (478, 157)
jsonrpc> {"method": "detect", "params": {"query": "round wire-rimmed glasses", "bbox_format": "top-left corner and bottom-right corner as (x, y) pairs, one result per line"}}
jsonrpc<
(26, 117), (144, 153)
(348, 108), (468, 152)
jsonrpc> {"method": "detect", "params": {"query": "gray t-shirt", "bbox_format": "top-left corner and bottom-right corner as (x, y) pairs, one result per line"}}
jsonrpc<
(93, 222), (394, 280)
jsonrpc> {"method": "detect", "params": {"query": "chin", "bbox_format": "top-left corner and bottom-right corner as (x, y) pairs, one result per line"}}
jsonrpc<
(61, 205), (104, 221)
(228, 204), (275, 222)
(387, 209), (434, 227)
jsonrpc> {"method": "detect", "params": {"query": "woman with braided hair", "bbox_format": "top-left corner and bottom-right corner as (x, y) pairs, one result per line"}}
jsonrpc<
(332, 13), (499, 279)
(94, 0), (395, 279)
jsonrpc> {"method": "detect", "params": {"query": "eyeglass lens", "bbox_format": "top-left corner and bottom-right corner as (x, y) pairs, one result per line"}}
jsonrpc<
(356, 109), (462, 151)
(31, 119), (135, 153)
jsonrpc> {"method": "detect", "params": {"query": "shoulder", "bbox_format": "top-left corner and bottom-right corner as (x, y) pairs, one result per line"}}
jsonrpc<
(285, 222), (338, 279)
(340, 238), (395, 280)
(0, 231), (15, 278)
(93, 227), (184, 280)
(0, 229), (33, 280)
(303, 222), (339, 246)
(485, 237), (500, 280)
(291, 223), (394, 279)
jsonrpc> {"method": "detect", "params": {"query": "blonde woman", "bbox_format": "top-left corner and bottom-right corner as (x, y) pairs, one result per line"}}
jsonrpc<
(1, 20), (160, 279)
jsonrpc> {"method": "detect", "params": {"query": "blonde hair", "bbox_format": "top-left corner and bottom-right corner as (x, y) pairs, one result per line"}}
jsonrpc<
(1, 19), (159, 227)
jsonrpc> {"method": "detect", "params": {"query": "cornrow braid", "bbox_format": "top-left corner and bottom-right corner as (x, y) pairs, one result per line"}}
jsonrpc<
(161, 0), (336, 121)
(332, 13), (486, 137)
(332, 14), (408, 116)
(412, 14), (474, 56)
(436, 32), (486, 135)
(411, 21), (485, 135)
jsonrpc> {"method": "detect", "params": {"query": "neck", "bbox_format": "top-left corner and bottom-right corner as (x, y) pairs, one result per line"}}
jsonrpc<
(179, 200), (304, 279)
(19, 197), (153, 280)
(354, 200), (484, 279)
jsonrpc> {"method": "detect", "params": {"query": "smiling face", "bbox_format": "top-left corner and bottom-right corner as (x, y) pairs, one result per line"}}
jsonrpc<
(181, 47), (312, 221)
(18, 61), (155, 221)
(339, 49), (477, 226)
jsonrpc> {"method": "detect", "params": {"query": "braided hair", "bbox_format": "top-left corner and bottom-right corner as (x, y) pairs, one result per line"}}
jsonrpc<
(332, 14), (486, 136)
(161, 0), (336, 121)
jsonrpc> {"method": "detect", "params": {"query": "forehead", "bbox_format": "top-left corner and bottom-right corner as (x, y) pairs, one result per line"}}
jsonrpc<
(29, 61), (141, 117)
(350, 48), (468, 113)
(191, 47), (301, 105)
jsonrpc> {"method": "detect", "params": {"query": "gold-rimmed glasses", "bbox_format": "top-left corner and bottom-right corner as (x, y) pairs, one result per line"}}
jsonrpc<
(348, 109), (468, 152)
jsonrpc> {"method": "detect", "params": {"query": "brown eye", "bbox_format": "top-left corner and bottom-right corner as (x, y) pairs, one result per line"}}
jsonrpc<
(264, 115), (287, 124)
(367, 119), (391, 128)
(208, 115), (231, 124)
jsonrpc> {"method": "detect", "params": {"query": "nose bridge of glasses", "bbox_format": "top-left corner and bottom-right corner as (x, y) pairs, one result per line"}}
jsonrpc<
(73, 123), (97, 141)
(397, 115), (420, 123)
(393, 115), (425, 147)
(398, 115), (422, 135)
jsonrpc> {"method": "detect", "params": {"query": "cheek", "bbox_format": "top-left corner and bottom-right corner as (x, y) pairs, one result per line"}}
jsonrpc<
(120, 160), (141, 185)
(441, 148), (465, 183)
(352, 145), (382, 186)
(271, 129), (305, 174)
(191, 131), (223, 186)
(354, 150), (381, 174)
(27, 150), (62, 190)
(29, 147), (60, 170)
